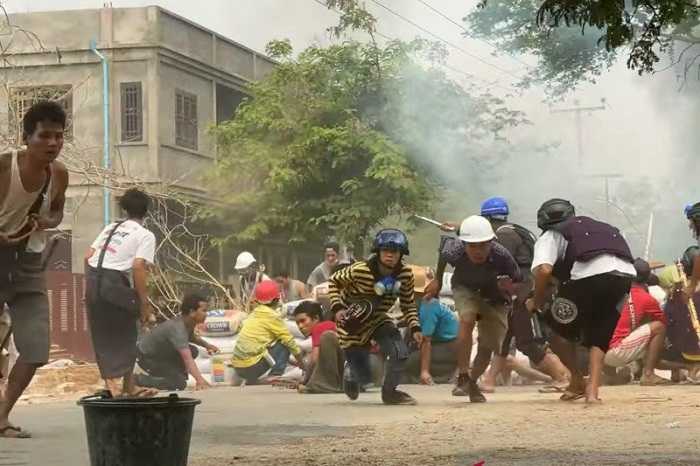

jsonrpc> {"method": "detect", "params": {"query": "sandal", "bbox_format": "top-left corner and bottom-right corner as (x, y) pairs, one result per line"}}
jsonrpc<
(0, 425), (32, 438)
(559, 389), (585, 401)
(538, 385), (566, 394)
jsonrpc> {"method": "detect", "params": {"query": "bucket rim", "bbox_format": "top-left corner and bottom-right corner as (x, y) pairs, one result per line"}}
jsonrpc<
(77, 392), (202, 408)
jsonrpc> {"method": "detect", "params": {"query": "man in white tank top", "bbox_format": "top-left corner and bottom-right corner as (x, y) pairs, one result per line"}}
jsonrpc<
(0, 101), (69, 438)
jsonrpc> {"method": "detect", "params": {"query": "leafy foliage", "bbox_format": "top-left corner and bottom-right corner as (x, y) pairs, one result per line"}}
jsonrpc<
(467, 0), (700, 97)
(536, 0), (700, 75)
(466, 0), (617, 97)
(208, 39), (525, 245)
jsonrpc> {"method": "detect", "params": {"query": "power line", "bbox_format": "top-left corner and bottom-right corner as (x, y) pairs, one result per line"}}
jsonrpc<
(309, 0), (513, 92)
(368, 0), (523, 81)
(414, 0), (534, 70)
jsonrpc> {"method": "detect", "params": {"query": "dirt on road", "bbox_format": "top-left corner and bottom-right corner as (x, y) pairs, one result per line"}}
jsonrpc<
(191, 384), (700, 466)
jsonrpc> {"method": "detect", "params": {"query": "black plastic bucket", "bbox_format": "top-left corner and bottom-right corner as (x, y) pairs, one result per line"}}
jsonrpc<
(78, 393), (201, 466)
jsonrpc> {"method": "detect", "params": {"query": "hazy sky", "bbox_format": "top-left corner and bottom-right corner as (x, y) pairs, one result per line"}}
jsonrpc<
(5, 0), (695, 258)
(4, 0), (685, 177)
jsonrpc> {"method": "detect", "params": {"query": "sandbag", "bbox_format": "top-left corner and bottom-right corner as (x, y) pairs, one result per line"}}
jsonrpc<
(198, 309), (246, 337)
(197, 335), (238, 358)
(297, 337), (312, 354)
(283, 300), (306, 319)
(195, 357), (211, 375)
(285, 319), (305, 340)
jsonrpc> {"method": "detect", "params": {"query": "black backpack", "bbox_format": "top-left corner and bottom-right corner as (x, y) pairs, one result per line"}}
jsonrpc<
(495, 223), (537, 267)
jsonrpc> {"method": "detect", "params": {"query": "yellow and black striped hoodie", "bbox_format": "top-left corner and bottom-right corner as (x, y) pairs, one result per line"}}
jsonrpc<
(328, 259), (420, 348)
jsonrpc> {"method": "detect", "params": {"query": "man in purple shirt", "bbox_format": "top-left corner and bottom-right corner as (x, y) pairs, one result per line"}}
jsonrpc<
(425, 215), (521, 402)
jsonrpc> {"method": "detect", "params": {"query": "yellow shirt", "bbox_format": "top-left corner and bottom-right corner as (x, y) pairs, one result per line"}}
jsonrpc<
(231, 304), (301, 368)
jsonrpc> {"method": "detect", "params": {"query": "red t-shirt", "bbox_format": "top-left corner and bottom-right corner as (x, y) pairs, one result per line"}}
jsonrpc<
(311, 321), (336, 347)
(609, 284), (666, 349)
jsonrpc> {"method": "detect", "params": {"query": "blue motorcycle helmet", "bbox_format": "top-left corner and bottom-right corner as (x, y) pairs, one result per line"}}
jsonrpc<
(371, 228), (410, 256)
(480, 197), (509, 219)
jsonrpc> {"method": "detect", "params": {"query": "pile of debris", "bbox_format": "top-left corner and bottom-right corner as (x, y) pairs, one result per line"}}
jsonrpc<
(3, 343), (102, 404)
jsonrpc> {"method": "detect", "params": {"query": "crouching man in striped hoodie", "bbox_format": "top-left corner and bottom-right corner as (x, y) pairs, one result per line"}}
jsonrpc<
(328, 229), (423, 405)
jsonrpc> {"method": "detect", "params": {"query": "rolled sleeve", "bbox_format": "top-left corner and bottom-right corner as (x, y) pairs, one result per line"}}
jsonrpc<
(531, 230), (566, 271)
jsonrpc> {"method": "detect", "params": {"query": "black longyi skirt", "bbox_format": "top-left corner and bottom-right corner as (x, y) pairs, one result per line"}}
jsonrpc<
(85, 266), (138, 379)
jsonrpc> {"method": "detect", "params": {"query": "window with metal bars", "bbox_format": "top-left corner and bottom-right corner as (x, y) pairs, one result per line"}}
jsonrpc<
(175, 90), (197, 150)
(120, 82), (143, 142)
(8, 85), (73, 143)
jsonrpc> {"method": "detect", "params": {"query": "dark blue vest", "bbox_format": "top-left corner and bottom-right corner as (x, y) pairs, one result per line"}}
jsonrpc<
(550, 216), (633, 282)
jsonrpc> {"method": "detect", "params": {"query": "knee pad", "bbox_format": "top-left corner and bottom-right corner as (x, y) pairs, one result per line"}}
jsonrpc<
(389, 338), (409, 362)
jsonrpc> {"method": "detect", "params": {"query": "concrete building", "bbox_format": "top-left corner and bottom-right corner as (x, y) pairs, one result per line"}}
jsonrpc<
(0, 6), (330, 359)
(0, 6), (322, 279)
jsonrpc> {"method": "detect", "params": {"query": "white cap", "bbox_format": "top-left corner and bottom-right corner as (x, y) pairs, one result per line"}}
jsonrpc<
(234, 251), (256, 270)
(458, 215), (496, 243)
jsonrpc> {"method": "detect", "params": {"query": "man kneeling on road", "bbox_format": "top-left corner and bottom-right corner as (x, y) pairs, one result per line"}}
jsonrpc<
(604, 259), (671, 385)
(404, 265), (459, 385)
(425, 215), (522, 402)
(136, 293), (220, 391)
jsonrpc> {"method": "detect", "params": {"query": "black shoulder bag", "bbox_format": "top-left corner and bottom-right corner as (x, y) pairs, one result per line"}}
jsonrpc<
(94, 221), (141, 316)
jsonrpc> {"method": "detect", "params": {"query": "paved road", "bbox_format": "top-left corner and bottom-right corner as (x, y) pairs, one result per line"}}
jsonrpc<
(1, 385), (409, 466)
(2, 384), (700, 465)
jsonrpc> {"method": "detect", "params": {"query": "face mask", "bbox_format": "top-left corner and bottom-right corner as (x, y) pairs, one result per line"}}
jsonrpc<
(374, 276), (401, 296)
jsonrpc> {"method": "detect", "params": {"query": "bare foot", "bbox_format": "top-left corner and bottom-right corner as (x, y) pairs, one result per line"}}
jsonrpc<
(479, 383), (495, 394)
(0, 423), (31, 438)
(584, 397), (603, 407)
(105, 378), (124, 397)
(126, 386), (159, 398)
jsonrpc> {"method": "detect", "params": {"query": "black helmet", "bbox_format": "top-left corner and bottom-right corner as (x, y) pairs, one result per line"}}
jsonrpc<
(372, 228), (410, 256)
(686, 202), (700, 220)
(537, 198), (576, 231)
(688, 202), (700, 236)
(681, 245), (700, 275)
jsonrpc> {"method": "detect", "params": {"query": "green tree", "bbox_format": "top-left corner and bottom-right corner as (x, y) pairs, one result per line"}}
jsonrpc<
(467, 1), (700, 97)
(208, 39), (524, 245)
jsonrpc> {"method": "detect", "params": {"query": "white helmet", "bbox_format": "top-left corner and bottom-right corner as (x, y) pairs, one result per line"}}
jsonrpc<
(458, 215), (495, 243)
(234, 251), (256, 270)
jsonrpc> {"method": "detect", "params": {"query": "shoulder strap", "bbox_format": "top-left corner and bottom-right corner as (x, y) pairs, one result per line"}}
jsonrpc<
(628, 292), (637, 330)
(96, 220), (126, 294)
(97, 220), (126, 271)
(27, 165), (52, 216)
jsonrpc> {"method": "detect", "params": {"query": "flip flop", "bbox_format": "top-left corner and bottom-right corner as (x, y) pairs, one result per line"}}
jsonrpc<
(538, 385), (566, 394)
(0, 425), (32, 439)
(559, 389), (585, 401)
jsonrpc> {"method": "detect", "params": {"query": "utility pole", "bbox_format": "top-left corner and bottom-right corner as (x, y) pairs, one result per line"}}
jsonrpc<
(551, 98), (606, 167)
(588, 173), (623, 221)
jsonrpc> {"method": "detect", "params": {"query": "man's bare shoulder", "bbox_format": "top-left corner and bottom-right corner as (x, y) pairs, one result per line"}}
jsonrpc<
(51, 159), (69, 184)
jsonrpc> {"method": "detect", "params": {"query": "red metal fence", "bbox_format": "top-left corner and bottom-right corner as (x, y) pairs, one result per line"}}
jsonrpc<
(46, 271), (94, 362)
(43, 234), (95, 361)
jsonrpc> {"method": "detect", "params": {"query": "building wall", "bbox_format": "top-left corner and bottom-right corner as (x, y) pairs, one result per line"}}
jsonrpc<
(157, 61), (215, 189)
(1, 6), (283, 275)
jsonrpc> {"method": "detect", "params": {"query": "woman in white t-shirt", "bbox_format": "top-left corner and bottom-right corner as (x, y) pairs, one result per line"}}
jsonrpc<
(85, 189), (158, 397)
